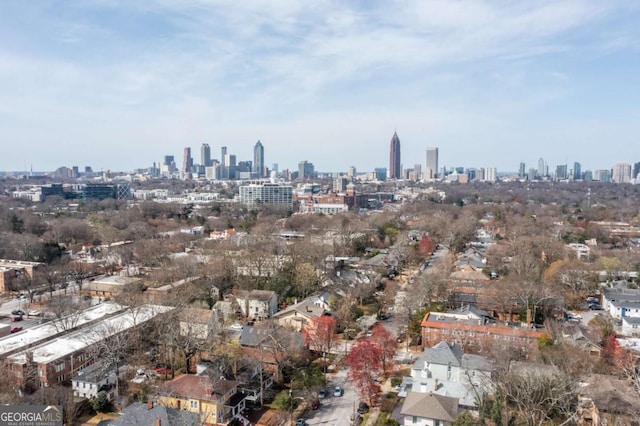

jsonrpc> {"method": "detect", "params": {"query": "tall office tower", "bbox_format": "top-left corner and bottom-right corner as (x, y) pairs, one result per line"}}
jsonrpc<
(201, 143), (211, 167)
(519, 162), (526, 179)
(583, 170), (593, 182)
(573, 162), (581, 180)
(374, 167), (387, 181)
(633, 162), (640, 180)
(425, 147), (439, 180)
(538, 157), (546, 178)
(612, 162), (632, 183)
(182, 147), (193, 174)
(528, 168), (536, 181)
(389, 132), (401, 179)
(348, 166), (357, 178)
(413, 164), (422, 180)
(298, 160), (315, 180)
(221, 146), (227, 162)
(253, 140), (264, 177)
(556, 164), (567, 181)
(272, 163), (279, 173)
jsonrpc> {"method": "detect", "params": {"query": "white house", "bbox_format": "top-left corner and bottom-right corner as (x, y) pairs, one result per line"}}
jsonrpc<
(235, 290), (278, 320)
(603, 287), (640, 319)
(72, 362), (122, 400)
(621, 317), (640, 337)
(399, 341), (492, 410)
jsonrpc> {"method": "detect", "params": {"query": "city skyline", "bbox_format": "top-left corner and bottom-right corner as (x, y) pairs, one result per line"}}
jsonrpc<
(0, 2), (639, 172)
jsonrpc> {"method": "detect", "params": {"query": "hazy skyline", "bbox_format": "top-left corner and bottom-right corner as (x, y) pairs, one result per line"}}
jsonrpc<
(0, 1), (639, 173)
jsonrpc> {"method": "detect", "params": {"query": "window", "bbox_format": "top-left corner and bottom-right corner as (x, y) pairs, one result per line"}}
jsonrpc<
(55, 363), (65, 373)
(412, 416), (417, 423)
(57, 375), (65, 382)
(435, 421), (441, 426)
(190, 400), (198, 409)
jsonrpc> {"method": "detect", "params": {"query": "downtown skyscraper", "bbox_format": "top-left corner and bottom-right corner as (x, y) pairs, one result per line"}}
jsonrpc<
(182, 147), (193, 175)
(425, 147), (439, 180)
(389, 131), (401, 180)
(253, 140), (264, 177)
(201, 143), (211, 167)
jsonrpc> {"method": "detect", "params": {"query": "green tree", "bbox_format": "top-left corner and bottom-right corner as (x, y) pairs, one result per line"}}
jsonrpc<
(91, 393), (112, 413)
(453, 411), (477, 426)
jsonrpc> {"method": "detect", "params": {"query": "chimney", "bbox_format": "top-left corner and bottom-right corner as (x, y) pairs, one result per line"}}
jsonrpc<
(206, 387), (212, 395)
(155, 419), (161, 426)
(434, 379), (439, 391)
(147, 399), (153, 410)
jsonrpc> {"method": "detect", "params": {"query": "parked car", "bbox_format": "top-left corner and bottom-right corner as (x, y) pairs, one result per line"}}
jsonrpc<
(589, 304), (603, 310)
(28, 310), (42, 317)
(230, 323), (243, 330)
(334, 386), (344, 397)
(318, 388), (328, 398)
(310, 399), (320, 410)
(11, 310), (25, 316)
(357, 402), (369, 414)
(10, 326), (23, 333)
(155, 364), (173, 375)
(350, 413), (363, 425)
(295, 420), (307, 426)
(11, 315), (23, 322)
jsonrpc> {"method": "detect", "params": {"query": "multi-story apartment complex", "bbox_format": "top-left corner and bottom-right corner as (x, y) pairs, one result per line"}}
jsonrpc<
(238, 183), (293, 206)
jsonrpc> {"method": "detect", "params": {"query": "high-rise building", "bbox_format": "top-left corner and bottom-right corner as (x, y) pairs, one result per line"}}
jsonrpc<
(573, 162), (581, 180)
(374, 168), (387, 181)
(389, 132), (401, 180)
(425, 147), (439, 180)
(182, 147), (193, 175)
(298, 161), (315, 180)
(347, 166), (357, 178)
(538, 158), (546, 179)
(632, 162), (640, 181)
(519, 162), (526, 179)
(221, 146), (227, 162)
(239, 183), (293, 206)
(484, 167), (497, 182)
(253, 140), (264, 177)
(201, 144), (211, 167)
(594, 169), (611, 182)
(612, 162), (632, 183)
(555, 164), (568, 181)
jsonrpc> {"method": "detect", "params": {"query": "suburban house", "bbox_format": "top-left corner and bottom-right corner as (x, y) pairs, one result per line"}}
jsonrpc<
(400, 391), (459, 426)
(602, 287), (640, 319)
(157, 374), (249, 426)
(399, 341), (492, 410)
(272, 298), (326, 331)
(235, 290), (278, 320)
(109, 400), (200, 426)
(72, 361), (123, 400)
(421, 306), (546, 354)
(621, 317), (640, 337)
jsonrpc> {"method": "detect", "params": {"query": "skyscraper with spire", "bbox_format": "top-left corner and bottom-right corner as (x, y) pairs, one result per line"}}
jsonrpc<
(389, 131), (401, 179)
(253, 140), (264, 177)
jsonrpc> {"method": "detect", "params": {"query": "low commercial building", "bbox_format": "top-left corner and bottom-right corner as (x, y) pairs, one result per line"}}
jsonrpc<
(238, 183), (293, 206)
(6, 304), (171, 390)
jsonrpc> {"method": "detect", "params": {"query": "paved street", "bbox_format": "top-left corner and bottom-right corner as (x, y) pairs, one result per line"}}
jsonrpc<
(304, 367), (358, 426)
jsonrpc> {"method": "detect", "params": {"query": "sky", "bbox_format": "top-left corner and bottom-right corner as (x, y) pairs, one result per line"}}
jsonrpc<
(0, 0), (639, 174)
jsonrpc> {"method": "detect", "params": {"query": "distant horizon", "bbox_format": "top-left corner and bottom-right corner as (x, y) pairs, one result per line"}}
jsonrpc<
(1, 2), (639, 172)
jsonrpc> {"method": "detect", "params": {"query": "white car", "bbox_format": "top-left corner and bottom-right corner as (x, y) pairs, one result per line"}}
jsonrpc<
(28, 310), (42, 317)
(230, 323), (243, 330)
